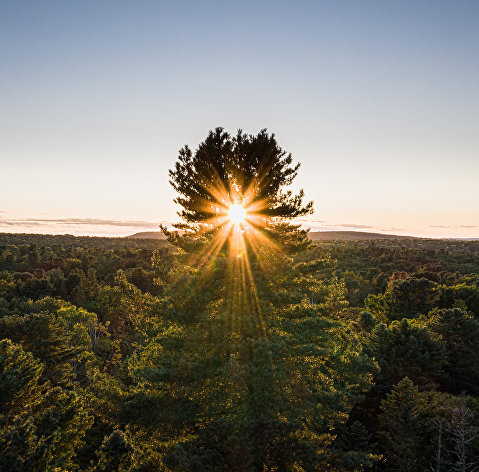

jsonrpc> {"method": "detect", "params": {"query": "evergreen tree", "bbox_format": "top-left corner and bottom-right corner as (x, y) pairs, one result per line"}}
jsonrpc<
(332, 420), (381, 471)
(0, 339), (42, 417)
(123, 128), (378, 470)
(0, 339), (92, 471)
(366, 276), (439, 320)
(0, 312), (80, 386)
(386, 277), (439, 319)
(379, 377), (426, 472)
(163, 127), (313, 255)
(168, 128), (312, 223)
(367, 318), (446, 392)
(428, 308), (479, 394)
(91, 430), (133, 472)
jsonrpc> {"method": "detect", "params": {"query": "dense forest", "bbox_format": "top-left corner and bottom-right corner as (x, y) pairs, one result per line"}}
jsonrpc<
(2, 129), (479, 471)
(1, 233), (479, 471)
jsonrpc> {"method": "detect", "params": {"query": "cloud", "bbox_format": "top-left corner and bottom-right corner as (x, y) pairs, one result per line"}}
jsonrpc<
(319, 223), (373, 229)
(380, 227), (406, 232)
(0, 217), (170, 228)
(0, 220), (43, 226)
(297, 218), (326, 223)
(431, 225), (478, 229)
(300, 219), (373, 229)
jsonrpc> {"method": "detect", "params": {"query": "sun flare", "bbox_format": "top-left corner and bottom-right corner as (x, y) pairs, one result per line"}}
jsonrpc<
(227, 203), (247, 225)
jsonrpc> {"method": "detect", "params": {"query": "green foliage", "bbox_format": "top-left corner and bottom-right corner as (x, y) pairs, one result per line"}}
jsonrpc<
(332, 421), (381, 472)
(366, 276), (439, 320)
(91, 430), (133, 472)
(163, 128), (313, 257)
(367, 318), (446, 391)
(379, 377), (426, 472)
(0, 339), (92, 471)
(0, 312), (80, 385)
(123, 251), (376, 470)
(428, 308), (479, 394)
(0, 387), (92, 471)
(0, 232), (478, 470)
(168, 127), (313, 224)
(387, 276), (439, 317)
(439, 283), (479, 316)
(0, 339), (42, 416)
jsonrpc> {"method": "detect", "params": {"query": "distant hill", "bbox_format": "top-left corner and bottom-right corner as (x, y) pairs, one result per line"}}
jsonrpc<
(126, 230), (415, 241)
(126, 231), (167, 239)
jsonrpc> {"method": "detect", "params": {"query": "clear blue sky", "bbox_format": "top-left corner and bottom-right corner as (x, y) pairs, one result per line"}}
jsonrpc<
(1, 1), (478, 237)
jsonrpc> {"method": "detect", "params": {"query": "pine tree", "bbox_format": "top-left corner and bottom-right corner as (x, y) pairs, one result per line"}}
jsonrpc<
(428, 308), (479, 394)
(0, 312), (80, 386)
(163, 127), (313, 256)
(123, 128), (377, 470)
(367, 318), (446, 392)
(333, 420), (381, 471)
(0, 339), (42, 417)
(91, 430), (133, 472)
(379, 377), (426, 472)
(0, 339), (92, 471)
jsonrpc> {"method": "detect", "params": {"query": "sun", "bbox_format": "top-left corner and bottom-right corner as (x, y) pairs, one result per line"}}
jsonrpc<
(227, 203), (247, 225)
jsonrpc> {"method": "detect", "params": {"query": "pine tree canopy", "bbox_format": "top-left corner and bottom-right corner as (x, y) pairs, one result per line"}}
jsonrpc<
(164, 128), (313, 256)
(169, 127), (313, 225)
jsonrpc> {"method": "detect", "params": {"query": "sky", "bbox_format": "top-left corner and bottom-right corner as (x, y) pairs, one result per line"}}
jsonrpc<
(1, 0), (478, 238)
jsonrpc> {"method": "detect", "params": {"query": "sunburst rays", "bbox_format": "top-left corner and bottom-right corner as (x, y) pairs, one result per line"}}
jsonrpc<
(190, 176), (281, 265)
(171, 174), (284, 344)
